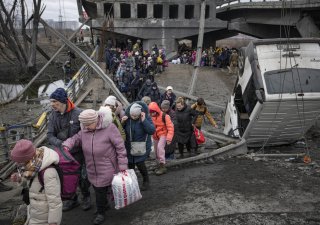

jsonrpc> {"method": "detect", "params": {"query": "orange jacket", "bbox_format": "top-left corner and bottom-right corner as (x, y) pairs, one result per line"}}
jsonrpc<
(148, 102), (174, 141)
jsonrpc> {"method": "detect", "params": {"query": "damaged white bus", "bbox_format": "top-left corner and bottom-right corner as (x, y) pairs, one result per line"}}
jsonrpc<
(224, 38), (320, 147)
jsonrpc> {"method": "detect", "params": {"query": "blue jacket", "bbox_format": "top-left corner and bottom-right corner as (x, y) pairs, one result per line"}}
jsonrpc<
(123, 101), (155, 164)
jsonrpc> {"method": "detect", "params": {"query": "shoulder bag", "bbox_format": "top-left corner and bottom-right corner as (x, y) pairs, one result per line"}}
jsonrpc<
(130, 120), (147, 156)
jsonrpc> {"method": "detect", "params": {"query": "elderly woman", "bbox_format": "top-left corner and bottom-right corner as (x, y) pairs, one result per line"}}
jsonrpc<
(63, 107), (128, 225)
(175, 97), (198, 158)
(10, 139), (62, 225)
(121, 101), (155, 191)
(103, 95), (125, 120)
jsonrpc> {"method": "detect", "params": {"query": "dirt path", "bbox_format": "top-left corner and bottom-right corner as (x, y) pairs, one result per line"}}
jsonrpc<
(155, 65), (236, 107)
(1, 64), (320, 225)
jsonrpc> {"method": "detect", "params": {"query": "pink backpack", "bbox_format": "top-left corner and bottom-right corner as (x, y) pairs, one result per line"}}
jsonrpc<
(38, 147), (80, 200)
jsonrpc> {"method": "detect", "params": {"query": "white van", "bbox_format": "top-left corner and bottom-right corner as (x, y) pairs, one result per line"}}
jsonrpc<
(224, 38), (320, 147)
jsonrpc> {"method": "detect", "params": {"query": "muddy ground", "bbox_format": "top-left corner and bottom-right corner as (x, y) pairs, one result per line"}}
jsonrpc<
(1, 64), (320, 225)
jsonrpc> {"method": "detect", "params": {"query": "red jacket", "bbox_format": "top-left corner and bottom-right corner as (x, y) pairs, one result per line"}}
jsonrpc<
(148, 102), (174, 142)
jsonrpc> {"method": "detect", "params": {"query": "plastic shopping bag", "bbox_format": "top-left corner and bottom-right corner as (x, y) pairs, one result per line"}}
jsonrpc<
(112, 169), (142, 209)
(194, 128), (206, 144)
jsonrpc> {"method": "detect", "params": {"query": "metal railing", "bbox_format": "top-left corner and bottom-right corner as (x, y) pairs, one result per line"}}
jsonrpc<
(66, 46), (98, 102)
(217, 0), (282, 8)
(216, 0), (320, 9)
(0, 46), (98, 166)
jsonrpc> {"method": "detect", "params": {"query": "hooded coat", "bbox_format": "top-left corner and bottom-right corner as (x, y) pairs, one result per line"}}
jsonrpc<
(123, 101), (155, 164)
(63, 108), (128, 187)
(99, 106), (126, 140)
(148, 102), (174, 142)
(26, 147), (62, 225)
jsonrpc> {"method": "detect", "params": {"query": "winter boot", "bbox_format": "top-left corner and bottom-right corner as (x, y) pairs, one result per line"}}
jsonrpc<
(93, 214), (105, 225)
(81, 196), (91, 211)
(141, 180), (150, 191)
(137, 162), (150, 191)
(155, 163), (167, 176)
(62, 197), (80, 212)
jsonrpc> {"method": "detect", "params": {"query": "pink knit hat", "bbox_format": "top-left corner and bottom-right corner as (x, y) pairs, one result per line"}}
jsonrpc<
(79, 109), (98, 125)
(10, 139), (36, 163)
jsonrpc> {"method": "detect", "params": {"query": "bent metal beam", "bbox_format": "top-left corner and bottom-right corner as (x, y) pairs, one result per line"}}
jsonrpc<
(39, 18), (129, 107)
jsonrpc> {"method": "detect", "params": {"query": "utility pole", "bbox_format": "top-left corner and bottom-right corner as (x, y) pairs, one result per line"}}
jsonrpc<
(188, 0), (206, 97)
(58, 0), (63, 30)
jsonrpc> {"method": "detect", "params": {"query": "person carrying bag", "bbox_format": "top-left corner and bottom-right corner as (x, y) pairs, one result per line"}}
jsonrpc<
(121, 102), (155, 191)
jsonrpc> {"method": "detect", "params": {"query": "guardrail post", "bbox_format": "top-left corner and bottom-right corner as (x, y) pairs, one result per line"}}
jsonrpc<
(0, 125), (9, 163)
(26, 124), (33, 140)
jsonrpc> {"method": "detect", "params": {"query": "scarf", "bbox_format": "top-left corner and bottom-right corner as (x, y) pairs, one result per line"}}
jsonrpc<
(21, 148), (44, 180)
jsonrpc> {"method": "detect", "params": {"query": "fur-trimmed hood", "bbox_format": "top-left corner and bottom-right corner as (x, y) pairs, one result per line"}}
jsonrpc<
(96, 106), (113, 129)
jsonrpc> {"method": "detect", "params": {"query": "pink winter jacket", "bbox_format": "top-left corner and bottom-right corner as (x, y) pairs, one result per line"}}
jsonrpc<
(63, 109), (128, 187)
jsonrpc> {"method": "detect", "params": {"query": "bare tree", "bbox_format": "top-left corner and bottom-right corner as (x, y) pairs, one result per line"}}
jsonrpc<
(0, 0), (43, 74)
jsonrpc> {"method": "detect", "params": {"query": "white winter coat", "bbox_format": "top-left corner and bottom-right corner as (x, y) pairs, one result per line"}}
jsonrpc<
(25, 146), (62, 225)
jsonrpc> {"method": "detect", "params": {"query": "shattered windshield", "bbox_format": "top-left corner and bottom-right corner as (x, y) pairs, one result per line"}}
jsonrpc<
(264, 68), (320, 94)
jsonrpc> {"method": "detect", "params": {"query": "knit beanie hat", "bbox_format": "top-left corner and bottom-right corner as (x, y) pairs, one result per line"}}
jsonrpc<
(10, 139), (36, 163)
(141, 96), (151, 105)
(79, 109), (98, 125)
(50, 88), (68, 104)
(104, 95), (117, 106)
(161, 100), (170, 110)
(130, 103), (142, 117)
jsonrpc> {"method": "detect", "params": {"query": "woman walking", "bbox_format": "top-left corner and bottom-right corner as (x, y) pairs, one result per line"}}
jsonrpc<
(121, 102), (155, 190)
(63, 108), (128, 225)
(174, 97), (198, 158)
(148, 102), (174, 175)
(10, 139), (62, 225)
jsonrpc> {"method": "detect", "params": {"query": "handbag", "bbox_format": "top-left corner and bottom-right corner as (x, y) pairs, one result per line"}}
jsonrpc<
(130, 120), (148, 156)
(194, 127), (205, 145)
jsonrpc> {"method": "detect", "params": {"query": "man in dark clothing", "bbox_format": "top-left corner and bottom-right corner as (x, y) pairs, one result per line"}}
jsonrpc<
(105, 47), (112, 72)
(47, 88), (91, 212)
(138, 79), (153, 100)
(149, 82), (161, 105)
(127, 39), (133, 51)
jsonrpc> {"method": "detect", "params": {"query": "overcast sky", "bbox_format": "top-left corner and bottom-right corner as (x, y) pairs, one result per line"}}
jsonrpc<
(26, 0), (79, 21)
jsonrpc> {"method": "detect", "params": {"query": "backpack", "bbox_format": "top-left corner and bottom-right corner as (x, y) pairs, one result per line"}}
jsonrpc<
(161, 113), (175, 155)
(162, 112), (167, 124)
(38, 147), (80, 200)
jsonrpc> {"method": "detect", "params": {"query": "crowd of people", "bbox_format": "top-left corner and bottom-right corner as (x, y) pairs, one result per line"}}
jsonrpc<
(10, 86), (218, 225)
(104, 39), (168, 102)
(175, 43), (239, 74)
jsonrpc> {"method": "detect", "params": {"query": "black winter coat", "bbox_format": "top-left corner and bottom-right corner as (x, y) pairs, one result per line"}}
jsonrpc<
(175, 105), (198, 144)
